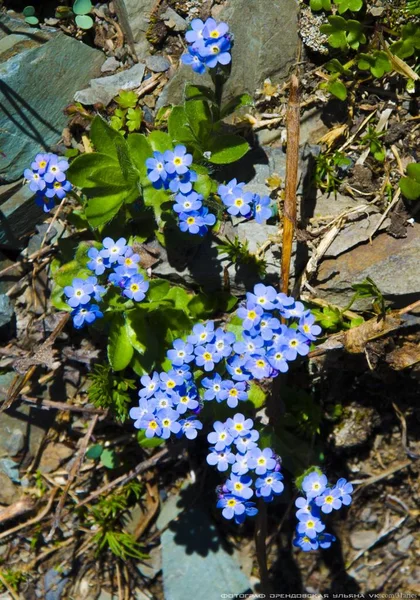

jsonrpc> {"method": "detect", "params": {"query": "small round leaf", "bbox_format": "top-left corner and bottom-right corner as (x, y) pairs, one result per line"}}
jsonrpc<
(75, 14), (94, 29)
(23, 6), (36, 16)
(73, 0), (93, 15)
(25, 16), (39, 25)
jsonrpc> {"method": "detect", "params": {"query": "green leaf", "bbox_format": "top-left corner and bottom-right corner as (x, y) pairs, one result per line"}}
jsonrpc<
(75, 14), (94, 29)
(220, 93), (254, 119)
(73, 0), (93, 15)
(23, 6), (36, 16)
(248, 382), (266, 409)
(108, 314), (134, 371)
(310, 0), (332, 9)
(126, 133), (153, 184)
(357, 51), (391, 78)
(168, 106), (196, 146)
(54, 260), (91, 288)
(346, 19), (366, 49)
(90, 116), (124, 160)
(164, 286), (192, 310)
(185, 99), (212, 143)
(50, 283), (71, 311)
(86, 444), (103, 459)
(24, 16), (39, 25)
(148, 131), (173, 153)
(206, 134), (249, 164)
(334, 0), (363, 13)
(143, 183), (170, 223)
(85, 193), (126, 228)
(115, 90), (138, 109)
(147, 279), (171, 302)
(194, 170), (212, 198)
(184, 84), (216, 103)
(327, 79), (347, 100)
(406, 163), (420, 183)
(137, 430), (165, 448)
(100, 448), (117, 469)
(125, 309), (150, 355)
(399, 175), (420, 200)
(67, 153), (117, 188)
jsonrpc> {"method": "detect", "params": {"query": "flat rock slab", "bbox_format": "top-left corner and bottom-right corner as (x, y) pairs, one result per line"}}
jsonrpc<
(157, 0), (299, 108)
(316, 223), (420, 308)
(0, 183), (43, 249)
(74, 62), (146, 107)
(0, 29), (104, 182)
(122, 0), (156, 57)
(157, 485), (251, 600)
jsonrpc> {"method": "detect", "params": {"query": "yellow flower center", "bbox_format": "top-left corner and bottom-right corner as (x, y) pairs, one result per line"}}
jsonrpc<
(227, 499), (236, 507)
(210, 30), (219, 38)
(234, 423), (243, 431)
(234, 198), (244, 207)
(256, 359), (265, 368)
(248, 310), (256, 320)
(174, 157), (183, 165)
(325, 495), (334, 504)
(167, 380), (176, 388)
(130, 284), (139, 292)
(307, 520), (315, 528)
(258, 458), (265, 465)
(234, 483), (242, 491)
(229, 389), (238, 397)
(163, 419), (170, 426)
(203, 352), (212, 361)
(54, 182), (61, 189)
(39, 161), (47, 168)
(187, 217), (195, 225)
(150, 421), (158, 430)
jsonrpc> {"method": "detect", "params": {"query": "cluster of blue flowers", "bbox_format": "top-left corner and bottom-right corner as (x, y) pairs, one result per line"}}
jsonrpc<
(293, 472), (354, 551)
(207, 413), (284, 524)
(218, 179), (272, 224)
(181, 18), (232, 74)
(130, 283), (322, 527)
(25, 153), (72, 213)
(146, 145), (216, 236)
(64, 238), (149, 328)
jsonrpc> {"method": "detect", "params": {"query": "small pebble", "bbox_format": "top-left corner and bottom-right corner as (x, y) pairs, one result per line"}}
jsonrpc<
(146, 55), (171, 73)
(101, 56), (120, 73)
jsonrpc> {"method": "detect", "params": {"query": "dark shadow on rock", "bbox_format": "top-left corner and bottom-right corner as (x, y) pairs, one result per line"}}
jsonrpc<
(321, 525), (361, 594)
(215, 144), (269, 186)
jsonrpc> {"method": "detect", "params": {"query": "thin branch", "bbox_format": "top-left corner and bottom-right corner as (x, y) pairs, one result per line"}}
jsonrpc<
(281, 74), (300, 294)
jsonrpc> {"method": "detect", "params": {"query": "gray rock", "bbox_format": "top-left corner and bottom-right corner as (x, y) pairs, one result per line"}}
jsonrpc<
(329, 403), (380, 450)
(397, 533), (414, 552)
(145, 54), (171, 73)
(0, 401), (52, 464)
(0, 471), (21, 505)
(0, 184), (43, 249)
(0, 295), (14, 340)
(137, 545), (161, 579)
(101, 56), (120, 73)
(122, 0), (156, 57)
(0, 458), (20, 484)
(44, 568), (69, 600)
(161, 7), (187, 32)
(325, 211), (389, 258)
(316, 223), (420, 308)
(157, 0), (299, 109)
(4, 428), (25, 456)
(350, 529), (378, 550)
(0, 31), (105, 182)
(157, 485), (251, 600)
(74, 62), (146, 106)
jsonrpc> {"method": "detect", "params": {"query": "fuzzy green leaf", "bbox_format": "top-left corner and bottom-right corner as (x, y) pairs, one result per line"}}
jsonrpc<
(100, 448), (117, 469)
(126, 133), (153, 184)
(327, 79), (348, 100)
(73, 0), (93, 15)
(115, 90), (138, 109)
(168, 106), (196, 145)
(148, 131), (173, 153)
(357, 51), (391, 78)
(220, 93), (254, 119)
(185, 99), (213, 144)
(205, 134), (249, 164)
(86, 444), (103, 459)
(107, 314), (134, 371)
(334, 0), (363, 13)
(75, 14), (94, 29)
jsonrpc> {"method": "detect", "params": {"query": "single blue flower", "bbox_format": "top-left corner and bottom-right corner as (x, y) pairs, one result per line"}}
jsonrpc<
(247, 447), (276, 475)
(315, 488), (343, 514)
(71, 303), (103, 329)
(108, 265), (138, 288)
(202, 18), (229, 41)
(237, 302), (264, 330)
(333, 478), (353, 506)
(213, 328), (236, 359)
(298, 311), (322, 341)
(282, 300), (306, 319)
(318, 532), (336, 549)
(181, 45), (207, 74)
(31, 153), (51, 175)
(246, 283), (278, 311)
(226, 474), (253, 500)
(139, 412), (162, 438)
(233, 332), (265, 355)
(254, 195), (272, 224)
(206, 447), (236, 472)
(194, 345), (217, 372)
(178, 210), (202, 234)
(302, 472), (328, 499)
(218, 178), (244, 202)
(178, 417), (203, 440)
(146, 151), (168, 184)
(199, 36), (232, 68)
(139, 372), (161, 398)
(222, 188), (254, 217)
(283, 329), (310, 359)
(64, 277), (94, 308)
(154, 391), (174, 411)
(217, 495), (257, 524)
(160, 370), (184, 393)
(117, 247), (141, 269)
(207, 421), (233, 451)
(157, 408), (181, 439)
(173, 364), (193, 381)
(86, 276), (106, 302)
(101, 237), (128, 263)
(226, 354), (251, 382)
(245, 354), (272, 379)
(250, 314), (281, 341)
(276, 292), (295, 310)
(43, 155), (69, 184)
(232, 452), (251, 476)
(169, 169), (198, 194)
(255, 471), (284, 498)
(201, 373), (227, 402)
(226, 413), (254, 439)
(130, 398), (156, 428)
(185, 18), (205, 43)
(173, 191), (203, 214)
(296, 513), (325, 539)
(295, 497), (321, 520)
(45, 179), (72, 199)
(172, 389), (199, 414)
(164, 145), (192, 175)
(35, 193), (55, 213)
(188, 322), (215, 346)
(196, 206), (216, 236)
(266, 347), (289, 373)
(87, 247), (108, 275)
(24, 168), (46, 192)
(167, 338), (194, 366)
(293, 533), (319, 552)
(234, 430), (259, 454)
(122, 273), (149, 302)
(221, 380), (248, 408)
